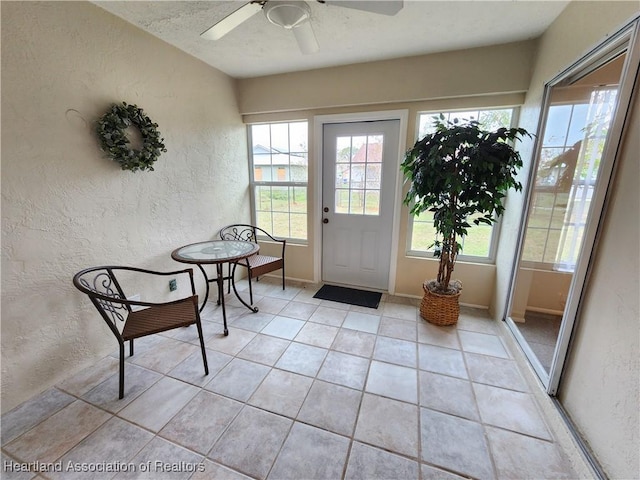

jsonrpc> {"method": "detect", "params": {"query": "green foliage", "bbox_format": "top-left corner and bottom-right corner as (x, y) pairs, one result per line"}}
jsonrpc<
(401, 115), (530, 292)
(96, 102), (167, 172)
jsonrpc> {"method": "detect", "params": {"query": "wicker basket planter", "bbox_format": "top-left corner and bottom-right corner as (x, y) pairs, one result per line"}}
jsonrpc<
(420, 280), (462, 326)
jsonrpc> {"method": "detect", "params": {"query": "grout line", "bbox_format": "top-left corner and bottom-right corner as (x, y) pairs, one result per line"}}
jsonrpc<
(3, 286), (583, 480)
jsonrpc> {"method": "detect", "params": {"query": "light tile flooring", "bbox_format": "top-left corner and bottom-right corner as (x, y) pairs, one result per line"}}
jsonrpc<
(2, 278), (579, 480)
(518, 311), (563, 372)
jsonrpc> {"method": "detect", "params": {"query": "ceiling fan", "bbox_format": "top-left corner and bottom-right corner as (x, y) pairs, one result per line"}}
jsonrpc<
(200, 0), (404, 55)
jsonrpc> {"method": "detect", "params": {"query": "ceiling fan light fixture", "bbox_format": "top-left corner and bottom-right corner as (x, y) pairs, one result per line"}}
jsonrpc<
(264, 1), (311, 29)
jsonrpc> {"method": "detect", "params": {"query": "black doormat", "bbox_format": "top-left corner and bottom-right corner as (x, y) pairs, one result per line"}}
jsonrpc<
(313, 284), (382, 309)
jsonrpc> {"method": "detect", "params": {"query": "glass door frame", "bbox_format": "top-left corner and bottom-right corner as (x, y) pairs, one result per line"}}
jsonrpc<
(505, 19), (640, 395)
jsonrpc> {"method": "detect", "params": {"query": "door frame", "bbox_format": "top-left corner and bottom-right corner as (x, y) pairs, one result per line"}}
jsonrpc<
(313, 110), (409, 292)
(503, 19), (640, 395)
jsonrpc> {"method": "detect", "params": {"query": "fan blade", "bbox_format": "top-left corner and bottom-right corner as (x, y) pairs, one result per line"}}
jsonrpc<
(324, 0), (403, 16)
(292, 21), (319, 54)
(201, 2), (263, 40)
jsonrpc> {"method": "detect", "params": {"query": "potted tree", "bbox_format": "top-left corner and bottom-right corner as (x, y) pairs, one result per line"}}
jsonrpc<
(401, 115), (530, 325)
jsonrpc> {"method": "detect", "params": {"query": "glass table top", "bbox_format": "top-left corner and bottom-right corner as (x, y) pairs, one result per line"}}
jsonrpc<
(172, 240), (259, 264)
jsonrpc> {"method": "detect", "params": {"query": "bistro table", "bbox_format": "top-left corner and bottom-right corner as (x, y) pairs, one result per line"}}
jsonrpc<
(171, 240), (259, 336)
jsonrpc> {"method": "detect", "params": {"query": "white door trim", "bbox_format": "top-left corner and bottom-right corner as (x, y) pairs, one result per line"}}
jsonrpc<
(313, 109), (409, 293)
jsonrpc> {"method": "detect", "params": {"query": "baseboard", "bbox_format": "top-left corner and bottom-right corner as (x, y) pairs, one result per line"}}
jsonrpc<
(526, 306), (565, 316)
(385, 292), (420, 300)
(259, 273), (316, 285)
(459, 302), (489, 310)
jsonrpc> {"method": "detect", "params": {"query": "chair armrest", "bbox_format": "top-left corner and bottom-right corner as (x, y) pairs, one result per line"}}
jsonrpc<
(110, 266), (195, 278)
(252, 227), (286, 257)
(116, 266), (197, 297)
(130, 294), (199, 309)
(219, 224), (286, 258)
(74, 266), (198, 304)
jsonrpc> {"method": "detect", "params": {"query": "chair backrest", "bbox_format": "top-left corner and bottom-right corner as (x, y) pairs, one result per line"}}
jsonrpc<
(219, 224), (258, 243)
(73, 266), (131, 337)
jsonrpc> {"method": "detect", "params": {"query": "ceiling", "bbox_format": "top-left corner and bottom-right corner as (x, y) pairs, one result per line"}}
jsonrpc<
(93, 0), (569, 79)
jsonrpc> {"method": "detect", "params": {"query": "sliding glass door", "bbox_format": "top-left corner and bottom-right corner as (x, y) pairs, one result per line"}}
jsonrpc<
(505, 22), (640, 394)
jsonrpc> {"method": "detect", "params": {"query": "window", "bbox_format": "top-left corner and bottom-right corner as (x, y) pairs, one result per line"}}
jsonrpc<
(249, 121), (308, 241)
(408, 108), (516, 261)
(522, 87), (618, 270)
(335, 134), (383, 216)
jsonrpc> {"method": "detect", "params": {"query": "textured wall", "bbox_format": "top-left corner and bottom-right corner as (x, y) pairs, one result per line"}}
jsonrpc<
(1, 1), (250, 412)
(237, 40), (537, 115)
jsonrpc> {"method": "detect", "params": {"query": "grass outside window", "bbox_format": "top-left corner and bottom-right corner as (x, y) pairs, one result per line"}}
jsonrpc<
(249, 121), (309, 242)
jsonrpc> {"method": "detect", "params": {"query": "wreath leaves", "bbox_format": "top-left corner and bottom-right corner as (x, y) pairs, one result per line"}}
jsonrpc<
(96, 102), (167, 172)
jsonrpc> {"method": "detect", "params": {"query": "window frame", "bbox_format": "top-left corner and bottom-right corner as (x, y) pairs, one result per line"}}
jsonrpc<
(406, 107), (520, 264)
(248, 120), (309, 244)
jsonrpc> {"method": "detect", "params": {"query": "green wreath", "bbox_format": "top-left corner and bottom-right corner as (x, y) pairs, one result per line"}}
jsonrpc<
(96, 102), (167, 172)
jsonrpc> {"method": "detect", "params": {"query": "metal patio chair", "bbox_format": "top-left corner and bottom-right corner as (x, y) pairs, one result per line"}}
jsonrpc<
(73, 266), (208, 399)
(219, 224), (286, 304)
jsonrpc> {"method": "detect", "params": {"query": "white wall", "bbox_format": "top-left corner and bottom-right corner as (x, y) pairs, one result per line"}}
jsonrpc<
(492, 2), (639, 478)
(0, 1), (250, 412)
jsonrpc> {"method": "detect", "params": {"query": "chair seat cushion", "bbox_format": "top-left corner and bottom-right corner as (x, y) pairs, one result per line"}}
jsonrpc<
(122, 296), (198, 340)
(247, 254), (281, 268)
(236, 254), (284, 279)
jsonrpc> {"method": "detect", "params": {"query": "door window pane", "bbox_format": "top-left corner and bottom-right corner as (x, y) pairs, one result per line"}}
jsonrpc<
(334, 135), (384, 216)
(335, 189), (350, 214)
(366, 164), (381, 189)
(365, 191), (380, 216)
(349, 189), (365, 215)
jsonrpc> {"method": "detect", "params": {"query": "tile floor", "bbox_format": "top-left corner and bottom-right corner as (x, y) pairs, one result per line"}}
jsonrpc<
(517, 312), (563, 372)
(2, 278), (580, 480)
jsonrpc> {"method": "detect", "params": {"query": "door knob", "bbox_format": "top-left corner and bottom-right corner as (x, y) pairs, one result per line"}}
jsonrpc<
(323, 218), (329, 224)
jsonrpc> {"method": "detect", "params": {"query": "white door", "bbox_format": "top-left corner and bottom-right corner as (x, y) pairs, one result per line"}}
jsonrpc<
(322, 120), (400, 290)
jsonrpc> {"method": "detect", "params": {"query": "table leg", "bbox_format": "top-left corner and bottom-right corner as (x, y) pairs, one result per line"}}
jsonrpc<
(196, 264), (228, 336)
(216, 263), (229, 336)
(196, 264), (210, 314)
(231, 262), (259, 313)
